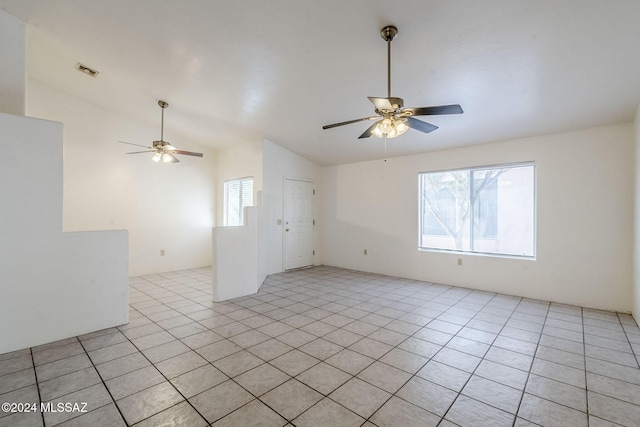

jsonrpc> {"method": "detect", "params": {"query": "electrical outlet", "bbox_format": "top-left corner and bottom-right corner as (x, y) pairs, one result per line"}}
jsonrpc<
(160, 249), (165, 256)
(364, 249), (368, 255)
(457, 258), (462, 266)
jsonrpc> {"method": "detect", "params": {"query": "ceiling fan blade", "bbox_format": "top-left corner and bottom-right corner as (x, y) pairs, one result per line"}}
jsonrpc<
(126, 150), (156, 154)
(404, 104), (463, 116)
(323, 116), (378, 130)
(358, 121), (380, 139)
(368, 97), (404, 111)
(173, 150), (204, 157)
(406, 117), (439, 134)
(119, 140), (153, 149)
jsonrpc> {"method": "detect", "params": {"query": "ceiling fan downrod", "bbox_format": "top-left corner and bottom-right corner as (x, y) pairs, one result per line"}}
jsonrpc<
(158, 100), (168, 141)
(380, 26), (398, 99)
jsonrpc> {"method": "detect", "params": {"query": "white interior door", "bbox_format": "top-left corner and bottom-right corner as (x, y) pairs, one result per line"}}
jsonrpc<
(283, 178), (315, 270)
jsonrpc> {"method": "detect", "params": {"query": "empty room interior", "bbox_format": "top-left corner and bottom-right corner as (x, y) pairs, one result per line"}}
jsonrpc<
(2, 1), (640, 426)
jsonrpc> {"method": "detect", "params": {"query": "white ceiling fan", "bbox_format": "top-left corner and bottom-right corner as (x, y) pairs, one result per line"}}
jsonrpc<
(119, 100), (203, 163)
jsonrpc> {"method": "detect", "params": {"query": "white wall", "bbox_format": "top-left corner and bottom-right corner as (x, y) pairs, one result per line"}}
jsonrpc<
(634, 105), (640, 321)
(263, 139), (322, 274)
(27, 80), (216, 276)
(321, 123), (634, 312)
(0, 9), (26, 115)
(0, 112), (128, 354)
(215, 139), (263, 226)
(212, 205), (262, 301)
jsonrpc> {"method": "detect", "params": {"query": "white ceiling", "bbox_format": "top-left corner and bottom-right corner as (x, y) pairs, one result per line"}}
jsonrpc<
(2, 0), (640, 166)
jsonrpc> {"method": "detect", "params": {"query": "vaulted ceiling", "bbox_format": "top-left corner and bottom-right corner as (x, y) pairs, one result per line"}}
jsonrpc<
(2, 0), (640, 166)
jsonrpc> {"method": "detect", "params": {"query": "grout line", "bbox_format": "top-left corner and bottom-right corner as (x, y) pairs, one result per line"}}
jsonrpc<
(509, 300), (551, 427)
(618, 312), (640, 370)
(583, 306), (590, 427)
(75, 338), (130, 426)
(30, 348), (46, 427)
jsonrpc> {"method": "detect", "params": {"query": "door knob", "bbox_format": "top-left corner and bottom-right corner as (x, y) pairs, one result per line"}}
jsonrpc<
(285, 228), (290, 232)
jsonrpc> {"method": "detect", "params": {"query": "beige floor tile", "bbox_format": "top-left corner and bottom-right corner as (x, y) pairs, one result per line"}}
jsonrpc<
(397, 376), (456, 417)
(446, 395), (515, 427)
(296, 362), (351, 394)
(357, 361), (411, 393)
(170, 364), (228, 398)
(329, 377), (391, 419)
(294, 398), (364, 427)
(260, 379), (323, 420)
(235, 363), (291, 396)
(189, 380), (253, 423)
(371, 396), (441, 427)
(212, 399), (287, 427)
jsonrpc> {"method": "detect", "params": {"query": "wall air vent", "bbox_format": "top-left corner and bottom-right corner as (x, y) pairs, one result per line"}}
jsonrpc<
(76, 63), (99, 77)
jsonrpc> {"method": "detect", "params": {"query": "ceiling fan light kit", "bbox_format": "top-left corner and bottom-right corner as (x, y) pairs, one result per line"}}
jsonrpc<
(153, 151), (179, 163)
(119, 100), (204, 163)
(371, 117), (409, 139)
(322, 25), (463, 140)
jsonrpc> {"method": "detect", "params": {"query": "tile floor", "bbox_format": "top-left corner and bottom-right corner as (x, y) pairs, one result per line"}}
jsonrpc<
(2, 266), (640, 426)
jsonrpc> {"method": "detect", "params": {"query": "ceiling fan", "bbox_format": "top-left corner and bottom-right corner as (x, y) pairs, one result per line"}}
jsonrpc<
(322, 26), (463, 139)
(119, 100), (203, 163)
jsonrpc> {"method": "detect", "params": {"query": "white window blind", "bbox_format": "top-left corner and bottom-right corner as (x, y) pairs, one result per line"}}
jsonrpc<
(419, 163), (536, 258)
(223, 177), (254, 226)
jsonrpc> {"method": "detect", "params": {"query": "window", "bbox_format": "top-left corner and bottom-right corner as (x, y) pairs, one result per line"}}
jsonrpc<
(419, 163), (535, 257)
(223, 177), (253, 226)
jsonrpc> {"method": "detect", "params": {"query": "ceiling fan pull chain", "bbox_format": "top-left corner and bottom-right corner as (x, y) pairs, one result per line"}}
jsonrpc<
(384, 134), (388, 162)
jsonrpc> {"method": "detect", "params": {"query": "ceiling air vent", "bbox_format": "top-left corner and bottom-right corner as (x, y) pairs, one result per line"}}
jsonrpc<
(76, 63), (99, 77)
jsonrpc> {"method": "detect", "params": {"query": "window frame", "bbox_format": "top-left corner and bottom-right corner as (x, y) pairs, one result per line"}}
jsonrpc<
(223, 176), (254, 227)
(418, 161), (537, 259)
